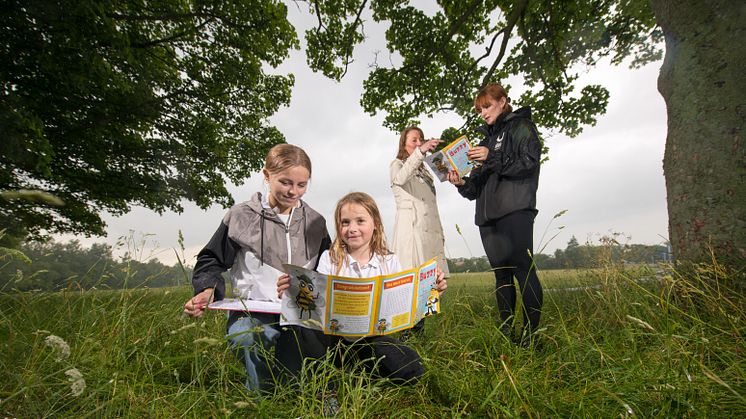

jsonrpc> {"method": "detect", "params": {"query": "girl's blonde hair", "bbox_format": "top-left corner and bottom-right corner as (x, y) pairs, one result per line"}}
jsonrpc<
(264, 143), (312, 176)
(396, 126), (424, 161)
(329, 192), (391, 275)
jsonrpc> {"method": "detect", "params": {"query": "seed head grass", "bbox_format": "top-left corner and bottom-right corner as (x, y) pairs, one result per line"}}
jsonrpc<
(0, 262), (743, 417)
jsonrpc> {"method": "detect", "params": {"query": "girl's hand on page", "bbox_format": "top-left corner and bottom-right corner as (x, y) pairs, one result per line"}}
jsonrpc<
(184, 288), (214, 318)
(435, 269), (447, 295)
(277, 274), (291, 299)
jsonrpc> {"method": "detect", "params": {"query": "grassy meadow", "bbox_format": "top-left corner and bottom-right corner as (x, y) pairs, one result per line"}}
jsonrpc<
(1, 263), (744, 417)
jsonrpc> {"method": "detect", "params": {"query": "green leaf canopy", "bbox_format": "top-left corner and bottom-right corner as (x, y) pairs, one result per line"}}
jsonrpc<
(1, 0), (299, 240)
(302, 0), (660, 135)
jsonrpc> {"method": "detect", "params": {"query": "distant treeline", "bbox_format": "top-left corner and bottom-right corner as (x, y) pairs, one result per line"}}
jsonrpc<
(1, 240), (191, 292)
(448, 236), (670, 273)
(1, 237), (669, 291)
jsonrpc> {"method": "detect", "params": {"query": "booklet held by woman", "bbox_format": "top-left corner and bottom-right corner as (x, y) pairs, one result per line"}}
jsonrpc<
(280, 259), (441, 337)
(424, 135), (475, 182)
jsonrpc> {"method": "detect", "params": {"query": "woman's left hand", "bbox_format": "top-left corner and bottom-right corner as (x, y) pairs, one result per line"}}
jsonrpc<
(435, 268), (447, 295)
(467, 146), (490, 162)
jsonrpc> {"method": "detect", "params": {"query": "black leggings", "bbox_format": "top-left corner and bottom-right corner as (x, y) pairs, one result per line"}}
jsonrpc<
(479, 210), (543, 333)
(329, 335), (424, 383)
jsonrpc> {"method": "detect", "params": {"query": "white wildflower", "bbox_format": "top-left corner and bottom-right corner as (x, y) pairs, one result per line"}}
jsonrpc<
(44, 335), (70, 360)
(65, 368), (86, 396)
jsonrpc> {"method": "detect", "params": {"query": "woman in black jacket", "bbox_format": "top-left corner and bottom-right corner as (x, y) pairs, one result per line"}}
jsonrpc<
(447, 83), (543, 344)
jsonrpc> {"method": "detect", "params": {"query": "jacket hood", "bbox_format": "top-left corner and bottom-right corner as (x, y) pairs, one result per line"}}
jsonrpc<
(508, 106), (532, 121)
(246, 191), (265, 214)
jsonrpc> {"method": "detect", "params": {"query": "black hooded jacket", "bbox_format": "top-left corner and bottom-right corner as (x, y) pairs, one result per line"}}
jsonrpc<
(457, 106), (541, 226)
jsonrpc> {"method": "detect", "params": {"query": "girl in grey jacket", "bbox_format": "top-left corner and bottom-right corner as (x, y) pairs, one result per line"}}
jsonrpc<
(183, 144), (330, 391)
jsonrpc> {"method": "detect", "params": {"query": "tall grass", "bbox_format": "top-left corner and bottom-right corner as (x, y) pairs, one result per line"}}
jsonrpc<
(1, 259), (743, 417)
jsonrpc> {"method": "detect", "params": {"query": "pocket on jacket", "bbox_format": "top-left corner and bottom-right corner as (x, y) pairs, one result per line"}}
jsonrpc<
(395, 200), (417, 229)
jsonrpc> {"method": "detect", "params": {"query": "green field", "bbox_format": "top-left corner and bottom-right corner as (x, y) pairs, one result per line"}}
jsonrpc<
(1, 265), (744, 417)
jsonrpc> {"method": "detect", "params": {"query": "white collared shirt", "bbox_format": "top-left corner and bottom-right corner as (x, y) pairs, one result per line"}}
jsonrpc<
(316, 250), (401, 277)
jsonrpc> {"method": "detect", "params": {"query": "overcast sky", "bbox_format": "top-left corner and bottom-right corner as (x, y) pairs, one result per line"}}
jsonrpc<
(59, 5), (669, 267)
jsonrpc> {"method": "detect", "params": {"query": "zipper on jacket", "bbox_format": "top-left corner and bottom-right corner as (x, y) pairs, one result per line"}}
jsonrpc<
(285, 206), (294, 264)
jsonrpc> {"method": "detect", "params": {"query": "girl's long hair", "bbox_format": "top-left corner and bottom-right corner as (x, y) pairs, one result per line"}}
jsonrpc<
(328, 192), (392, 275)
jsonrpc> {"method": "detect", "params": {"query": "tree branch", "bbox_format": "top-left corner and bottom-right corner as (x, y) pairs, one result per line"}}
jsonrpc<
(481, 0), (529, 87)
(446, 0), (483, 39)
(340, 0), (368, 78)
(130, 17), (215, 48)
(107, 12), (210, 22)
(312, 0), (326, 30)
(473, 25), (504, 69)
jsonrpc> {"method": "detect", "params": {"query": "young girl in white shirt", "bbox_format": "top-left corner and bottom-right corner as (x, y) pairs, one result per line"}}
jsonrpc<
(279, 191), (447, 383)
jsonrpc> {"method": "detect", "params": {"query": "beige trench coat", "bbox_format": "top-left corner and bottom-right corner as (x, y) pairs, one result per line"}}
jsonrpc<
(390, 148), (450, 276)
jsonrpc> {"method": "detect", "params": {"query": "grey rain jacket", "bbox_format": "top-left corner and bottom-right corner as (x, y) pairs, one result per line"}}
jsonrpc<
(457, 106), (541, 226)
(191, 192), (331, 301)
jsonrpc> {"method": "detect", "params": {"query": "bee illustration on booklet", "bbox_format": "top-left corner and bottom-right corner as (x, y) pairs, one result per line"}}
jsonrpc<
(425, 288), (440, 316)
(329, 318), (342, 334)
(288, 274), (325, 319)
(376, 318), (388, 334)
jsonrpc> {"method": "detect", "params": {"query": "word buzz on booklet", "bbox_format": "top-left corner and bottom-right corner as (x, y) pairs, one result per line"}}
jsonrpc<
(279, 259), (441, 337)
(424, 135), (476, 182)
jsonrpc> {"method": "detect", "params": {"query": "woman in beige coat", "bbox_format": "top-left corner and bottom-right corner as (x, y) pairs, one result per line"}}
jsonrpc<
(390, 126), (450, 279)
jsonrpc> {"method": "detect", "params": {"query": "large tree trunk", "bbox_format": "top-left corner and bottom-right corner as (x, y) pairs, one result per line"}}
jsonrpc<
(650, 1), (746, 267)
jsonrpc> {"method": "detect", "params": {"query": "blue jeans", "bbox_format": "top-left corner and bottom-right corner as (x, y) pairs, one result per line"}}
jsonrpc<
(226, 312), (280, 391)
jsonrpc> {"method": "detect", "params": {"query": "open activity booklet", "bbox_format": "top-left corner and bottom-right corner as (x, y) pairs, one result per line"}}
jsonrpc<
(280, 258), (441, 337)
(424, 135), (476, 182)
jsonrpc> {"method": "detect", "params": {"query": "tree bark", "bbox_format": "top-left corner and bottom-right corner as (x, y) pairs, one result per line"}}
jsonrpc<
(650, 0), (746, 267)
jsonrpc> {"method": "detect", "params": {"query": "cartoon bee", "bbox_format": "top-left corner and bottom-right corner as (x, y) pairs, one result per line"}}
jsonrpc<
(288, 274), (325, 319)
(425, 288), (440, 316)
(376, 318), (388, 334)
